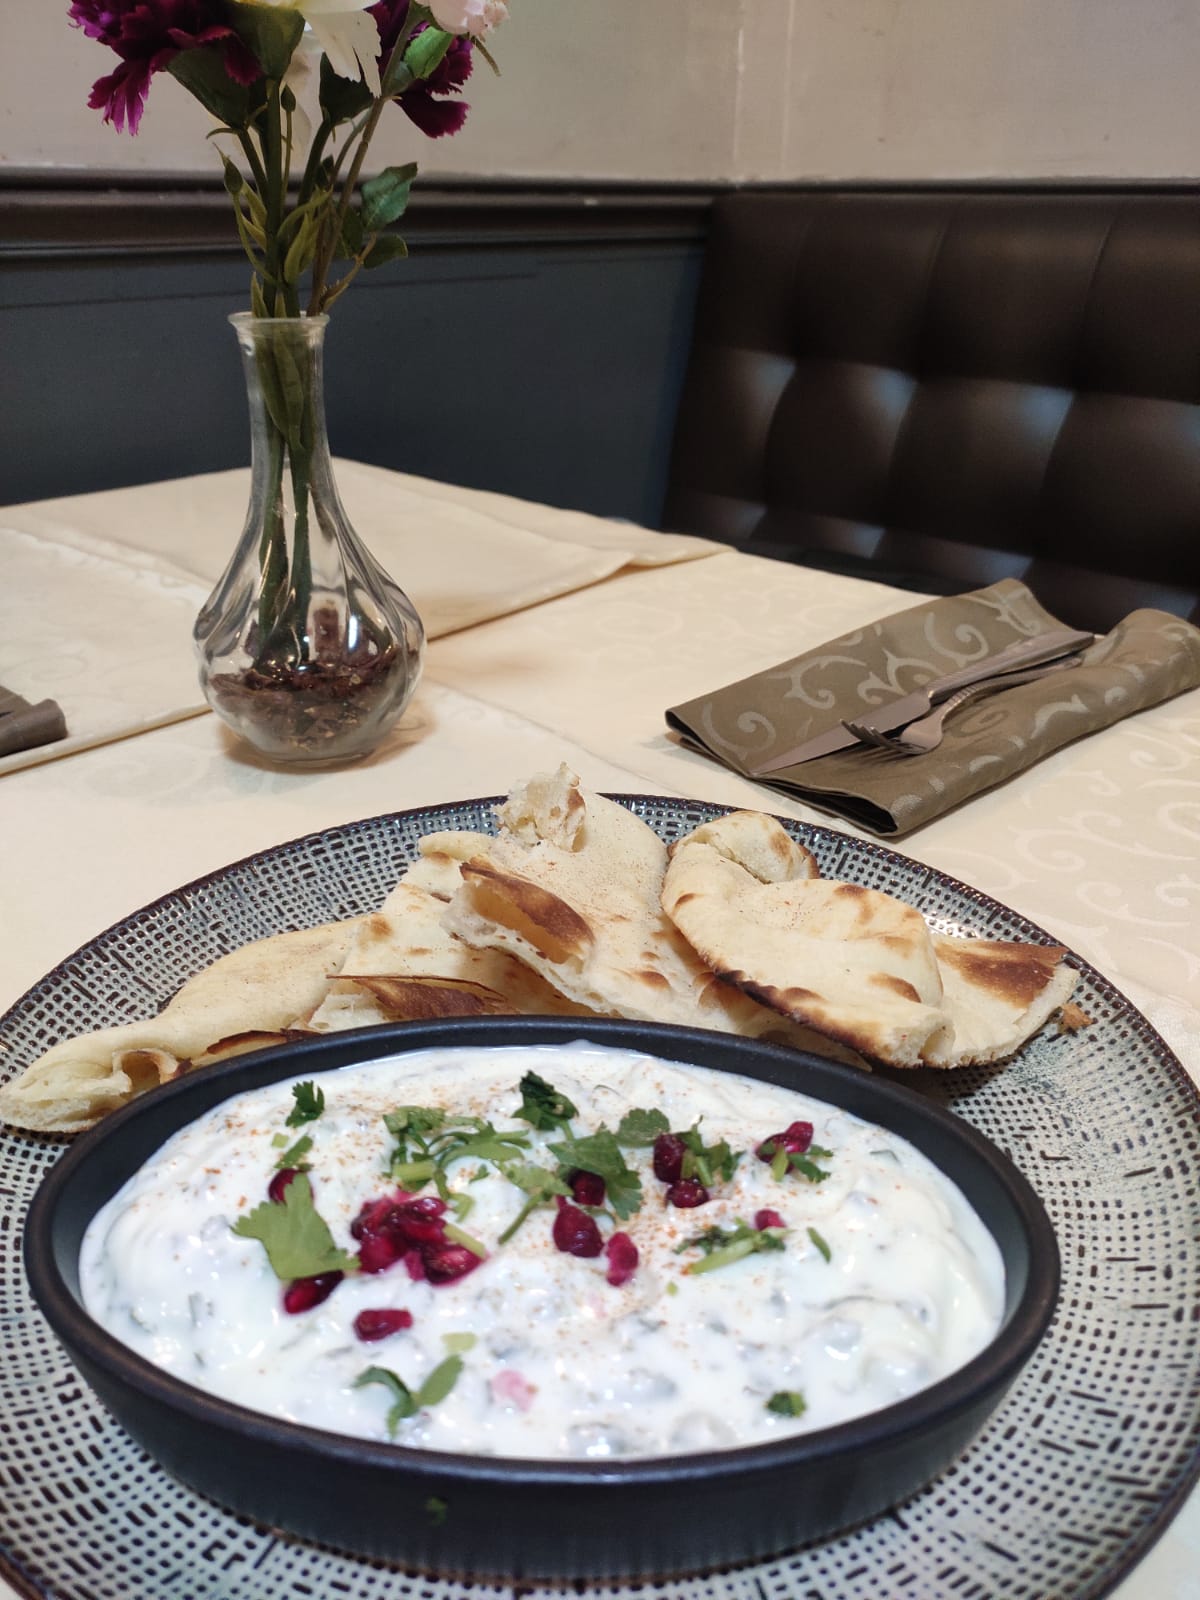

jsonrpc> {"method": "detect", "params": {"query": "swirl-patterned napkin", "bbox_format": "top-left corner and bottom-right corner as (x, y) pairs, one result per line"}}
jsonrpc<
(0, 685), (66, 758)
(665, 578), (1200, 836)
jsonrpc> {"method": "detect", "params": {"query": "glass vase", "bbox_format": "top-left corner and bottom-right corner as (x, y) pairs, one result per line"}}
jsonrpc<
(194, 312), (424, 767)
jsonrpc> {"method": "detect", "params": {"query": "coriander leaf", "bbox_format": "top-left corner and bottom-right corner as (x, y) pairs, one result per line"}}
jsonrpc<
(788, 1146), (832, 1184)
(231, 1172), (356, 1281)
(513, 1070), (578, 1131)
(425, 1495), (449, 1526)
(285, 1080), (325, 1127)
(354, 1365), (416, 1435)
(547, 1129), (643, 1220)
(496, 1162), (570, 1244)
(443, 1332), (477, 1354)
(766, 1390), (807, 1418)
(384, 1105), (449, 1140)
(615, 1107), (670, 1147)
(415, 1354), (463, 1409)
(807, 1226), (832, 1262)
(274, 1133), (312, 1170)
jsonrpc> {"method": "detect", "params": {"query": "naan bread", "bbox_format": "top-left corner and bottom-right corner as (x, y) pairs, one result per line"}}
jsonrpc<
(0, 921), (358, 1134)
(661, 811), (1078, 1068)
(432, 764), (842, 1052)
(306, 854), (592, 1032)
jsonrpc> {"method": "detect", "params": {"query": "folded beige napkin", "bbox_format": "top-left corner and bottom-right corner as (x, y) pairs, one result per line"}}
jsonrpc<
(0, 685), (67, 757)
(666, 578), (1200, 836)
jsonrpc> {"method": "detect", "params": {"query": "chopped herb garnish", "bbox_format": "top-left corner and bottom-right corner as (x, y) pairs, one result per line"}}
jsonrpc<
(285, 1080), (325, 1127)
(442, 1332), (477, 1354)
(675, 1220), (787, 1275)
(512, 1070), (578, 1131)
(384, 1104), (530, 1197)
(548, 1128), (643, 1220)
(231, 1173), (356, 1281)
(496, 1162), (571, 1243)
(443, 1221), (488, 1259)
(807, 1226), (832, 1262)
(676, 1122), (739, 1188)
(769, 1143), (833, 1184)
(766, 1390), (807, 1417)
(615, 1106), (670, 1147)
(273, 1133), (313, 1171)
(353, 1354), (464, 1437)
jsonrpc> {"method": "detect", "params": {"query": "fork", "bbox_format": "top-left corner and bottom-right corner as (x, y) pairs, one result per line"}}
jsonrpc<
(843, 658), (1083, 755)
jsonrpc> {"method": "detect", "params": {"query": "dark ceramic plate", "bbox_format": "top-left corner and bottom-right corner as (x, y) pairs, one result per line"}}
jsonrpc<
(26, 1016), (1058, 1581)
(2, 795), (1199, 1600)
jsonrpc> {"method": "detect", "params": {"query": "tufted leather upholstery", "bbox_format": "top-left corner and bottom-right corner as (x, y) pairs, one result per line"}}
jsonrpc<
(662, 190), (1200, 633)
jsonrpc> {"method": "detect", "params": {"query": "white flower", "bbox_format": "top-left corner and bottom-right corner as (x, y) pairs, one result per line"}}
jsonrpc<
(428, 0), (509, 39)
(260, 0), (382, 96)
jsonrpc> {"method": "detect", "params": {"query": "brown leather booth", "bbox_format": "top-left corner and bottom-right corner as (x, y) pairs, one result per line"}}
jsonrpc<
(662, 190), (1200, 633)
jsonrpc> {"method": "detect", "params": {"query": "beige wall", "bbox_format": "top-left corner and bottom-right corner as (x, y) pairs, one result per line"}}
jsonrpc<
(3, 0), (1198, 181)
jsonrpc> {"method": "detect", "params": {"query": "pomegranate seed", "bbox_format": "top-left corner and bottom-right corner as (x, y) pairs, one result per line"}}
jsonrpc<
(353, 1307), (414, 1342)
(268, 1167), (299, 1203)
(423, 1243), (485, 1284)
(403, 1247), (427, 1281)
(552, 1195), (604, 1257)
(282, 1270), (343, 1314)
(756, 1120), (814, 1161)
(569, 1169), (607, 1207)
(755, 1208), (785, 1230)
(652, 1132), (687, 1184)
(605, 1232), (639, 1286)
(491, 1368), (536, 1411)
(666, 1178), (710, 1209)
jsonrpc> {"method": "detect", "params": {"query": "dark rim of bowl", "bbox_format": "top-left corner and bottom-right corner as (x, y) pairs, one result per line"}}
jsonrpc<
(26, 1015), (1061, 1491)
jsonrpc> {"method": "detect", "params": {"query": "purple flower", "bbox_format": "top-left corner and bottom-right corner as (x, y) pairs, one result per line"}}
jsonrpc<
(69, 0), (260, 134)
(369, 0), (473, 137)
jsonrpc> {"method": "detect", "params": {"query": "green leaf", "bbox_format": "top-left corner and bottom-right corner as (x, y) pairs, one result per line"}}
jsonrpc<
(547, 1129), (643, 1220)
(385, 1105), (449, 1140)
(442, 1332), (477, 1354)
(226, 0), (305, 78)
(614, 1107), (670, 1147)
(274, 1133), (313, 1170)
(320, 53), (374, 125)
(495, 1162), (570, 1244)
(231, 1173), (356, 1281)
(360, 164), (419, 234)
(425, 1495), (449, 1526)
(404, 26), (454, 81)
(286, 1081), (325, 1126)
(167, 47), (255, 129)
(807, 1226), (832, 1262)
(513, 1071), (578, 1132)
(363, 233), (409, 270)
(766, 1390), (807, 1418)
(354, 1365), (417, 1436)
(416, 1354), (464, 1410)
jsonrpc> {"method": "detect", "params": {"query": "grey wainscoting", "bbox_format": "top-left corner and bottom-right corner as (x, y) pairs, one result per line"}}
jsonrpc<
(0, 176), (713, 526)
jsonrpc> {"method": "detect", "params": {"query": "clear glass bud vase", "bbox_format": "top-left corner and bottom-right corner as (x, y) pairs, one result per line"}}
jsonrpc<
(194, 312), (424, 767)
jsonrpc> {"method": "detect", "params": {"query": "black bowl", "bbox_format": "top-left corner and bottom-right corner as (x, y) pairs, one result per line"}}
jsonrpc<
(26, 1017), (1059, 1581)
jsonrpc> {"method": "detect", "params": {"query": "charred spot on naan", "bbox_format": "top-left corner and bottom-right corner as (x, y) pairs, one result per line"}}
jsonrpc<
(936, 938), (1069, 1008)
(340, 974), (517, 1020)
(869, 973), (924, 1004)
(458, 859), (593, 966)
(177, 1029), (311, 1072)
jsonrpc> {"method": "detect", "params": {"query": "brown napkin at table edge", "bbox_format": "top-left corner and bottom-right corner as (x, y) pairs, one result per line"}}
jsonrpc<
(0, 684), (68, 758)
(665, 577), (1200, 837)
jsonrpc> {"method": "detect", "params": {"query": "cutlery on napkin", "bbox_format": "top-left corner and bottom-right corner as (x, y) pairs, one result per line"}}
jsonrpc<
(0, 685), (67, 757)
(665, 577), (1200, 836)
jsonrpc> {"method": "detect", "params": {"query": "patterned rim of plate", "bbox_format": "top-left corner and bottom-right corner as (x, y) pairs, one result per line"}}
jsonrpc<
(1, 794), (1198, 1600)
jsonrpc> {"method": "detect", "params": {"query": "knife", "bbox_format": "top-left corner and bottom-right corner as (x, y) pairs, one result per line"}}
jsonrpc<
(747, 626), (1095, 775)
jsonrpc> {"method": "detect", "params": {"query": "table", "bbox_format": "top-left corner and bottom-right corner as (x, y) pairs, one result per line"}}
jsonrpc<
(1, 467), (1197, 1600)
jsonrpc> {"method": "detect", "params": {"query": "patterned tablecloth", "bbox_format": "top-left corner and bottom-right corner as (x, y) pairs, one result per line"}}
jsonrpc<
(0, 469), (1196, 1600)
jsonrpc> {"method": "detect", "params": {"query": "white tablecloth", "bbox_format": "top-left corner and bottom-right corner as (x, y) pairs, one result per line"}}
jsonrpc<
(1, 469), (1197, 1600)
